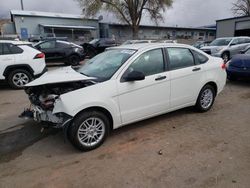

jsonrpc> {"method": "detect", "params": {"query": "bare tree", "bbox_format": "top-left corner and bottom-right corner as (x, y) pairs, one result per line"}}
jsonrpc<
(77, 0), (173, 39)
(232, 0), (250, 16)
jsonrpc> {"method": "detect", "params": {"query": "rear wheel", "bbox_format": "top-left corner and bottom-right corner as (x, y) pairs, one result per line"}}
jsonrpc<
(68, 55), (80, 66)
(7, 69), (32, 89)
(69, 111), (110, 151)
(195, 85), (215, 112)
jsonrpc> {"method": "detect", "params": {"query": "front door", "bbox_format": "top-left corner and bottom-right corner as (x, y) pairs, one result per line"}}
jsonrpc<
(117, 48), (171, 125)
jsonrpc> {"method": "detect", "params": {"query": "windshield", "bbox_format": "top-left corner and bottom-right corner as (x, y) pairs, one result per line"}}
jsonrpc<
(245, 48), (250, 54)
(210, 38), (232, 46)
(77, 49), (136, 81)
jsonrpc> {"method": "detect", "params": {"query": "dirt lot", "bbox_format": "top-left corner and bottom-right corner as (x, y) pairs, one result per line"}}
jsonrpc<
(0, 74), (250, 188)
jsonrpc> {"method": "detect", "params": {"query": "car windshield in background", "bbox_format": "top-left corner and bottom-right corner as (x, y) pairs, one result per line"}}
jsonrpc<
(245, 48), (250, 55)
(77, 49), (136, 81)
(210, 38), (232, 46)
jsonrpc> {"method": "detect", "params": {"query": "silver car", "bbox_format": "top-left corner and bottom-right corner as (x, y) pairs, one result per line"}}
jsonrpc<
(200, 37), (250, 61)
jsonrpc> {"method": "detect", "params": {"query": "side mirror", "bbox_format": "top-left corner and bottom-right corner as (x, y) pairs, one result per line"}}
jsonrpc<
(123, 71), (145, 82)
(230, 43), (236, 46)
(240, 50), (245, 54)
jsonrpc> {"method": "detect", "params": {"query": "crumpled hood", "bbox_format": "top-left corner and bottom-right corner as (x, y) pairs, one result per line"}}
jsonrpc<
(26, 66), (95, 87)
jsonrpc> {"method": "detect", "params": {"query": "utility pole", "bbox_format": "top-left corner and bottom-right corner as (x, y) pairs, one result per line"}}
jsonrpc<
(20, 0), (24, 10)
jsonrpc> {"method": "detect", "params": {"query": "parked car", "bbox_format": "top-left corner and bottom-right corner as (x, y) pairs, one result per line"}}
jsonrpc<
(226, 46), (250, 81)
(81, 38), (117, 58)
(193, 41), (211, 49)
(21, 43), (226, 151)
(201, 37), (250, 62)
(34, 40), (85, 66)
(0, 40), (46, 89)
(122, 40), (155, 45)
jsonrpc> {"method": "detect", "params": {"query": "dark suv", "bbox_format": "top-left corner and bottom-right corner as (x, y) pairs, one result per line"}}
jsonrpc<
(81, 38), (117, 58)
(34, 40), (85, 65)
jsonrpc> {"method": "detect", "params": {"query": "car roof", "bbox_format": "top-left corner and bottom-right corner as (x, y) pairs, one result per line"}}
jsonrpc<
(0, 40), (32, 45)
(110, 43), (191, 51)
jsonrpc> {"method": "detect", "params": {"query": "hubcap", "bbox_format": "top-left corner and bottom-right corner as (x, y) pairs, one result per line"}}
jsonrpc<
(77, 117), (105, 147)
(200, 89), (213, 109)
(12, 73), (29, 87)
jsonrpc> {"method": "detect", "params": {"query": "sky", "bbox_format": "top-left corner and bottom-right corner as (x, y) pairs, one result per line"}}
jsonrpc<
(0, 0), (236, 27)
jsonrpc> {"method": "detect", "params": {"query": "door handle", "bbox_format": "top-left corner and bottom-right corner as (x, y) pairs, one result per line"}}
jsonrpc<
(155, 75), (167, 81)
(192, 67), (201, 72)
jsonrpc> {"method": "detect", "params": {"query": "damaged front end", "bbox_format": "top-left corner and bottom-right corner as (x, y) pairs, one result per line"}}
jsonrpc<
(20, 80), (95, 129)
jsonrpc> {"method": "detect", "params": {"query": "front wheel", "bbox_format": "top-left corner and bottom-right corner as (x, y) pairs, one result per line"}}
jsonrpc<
(68, 111), (110, 151)
(195, 85), (215, 112)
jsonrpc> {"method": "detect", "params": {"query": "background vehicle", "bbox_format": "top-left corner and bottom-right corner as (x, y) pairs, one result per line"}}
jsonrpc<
(34, 40), (85, 66)
(0, 40), (46, 89)
(193, 41), (211, 49)
(122, 40), (155, 45)
(226, 46), (250, 81)
(81, 38), (117, 58)
(22, 43), (226, 151)
(201, 37), (250, 62)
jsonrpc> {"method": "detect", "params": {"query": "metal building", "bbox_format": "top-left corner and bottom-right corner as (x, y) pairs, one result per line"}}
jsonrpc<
(216, 16), (250, 38)
(3, 10), (99, 42)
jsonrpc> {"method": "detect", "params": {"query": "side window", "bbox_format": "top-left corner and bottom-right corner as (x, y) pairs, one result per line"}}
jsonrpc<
(192, 50), (208, 64)
(167, 48), (195, 70)
(56, 41), (68, 48)
(3, 44), (11, 55)
(0, 43), (3, 55)
(39, 41), (56, 49)
(231, 39), (240, 45)
(8, 44), (23, 54)
(127, 48), (164, 76)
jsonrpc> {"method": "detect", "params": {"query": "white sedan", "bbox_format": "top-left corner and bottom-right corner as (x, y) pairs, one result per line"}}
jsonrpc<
(22, 43), (227, 151)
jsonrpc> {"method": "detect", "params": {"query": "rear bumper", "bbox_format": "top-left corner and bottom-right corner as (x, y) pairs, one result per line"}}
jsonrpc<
(34, 67), (47, 78)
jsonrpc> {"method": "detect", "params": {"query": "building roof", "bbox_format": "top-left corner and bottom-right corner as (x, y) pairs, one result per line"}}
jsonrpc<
(105, 23), (216, 31)
(40, 24), (96, 30)
(10, 10), (98, 21)
(217, 15), (250, 22)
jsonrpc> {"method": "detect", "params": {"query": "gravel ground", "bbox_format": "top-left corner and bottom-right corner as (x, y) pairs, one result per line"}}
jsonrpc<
(0, 71), (249, 188)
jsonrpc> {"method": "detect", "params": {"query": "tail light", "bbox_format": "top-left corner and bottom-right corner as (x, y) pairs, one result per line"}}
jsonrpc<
(34, 53), (45, 59)
(221, 60), (227, 70)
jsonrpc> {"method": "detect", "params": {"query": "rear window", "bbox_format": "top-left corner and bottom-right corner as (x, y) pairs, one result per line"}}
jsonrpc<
(192, 50), (208, 64)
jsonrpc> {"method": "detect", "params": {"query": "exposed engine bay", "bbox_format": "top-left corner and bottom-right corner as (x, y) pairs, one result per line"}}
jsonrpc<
(20, 80), (96, 127)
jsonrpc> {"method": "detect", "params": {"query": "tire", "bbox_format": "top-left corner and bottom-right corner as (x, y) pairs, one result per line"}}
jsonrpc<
(195, 85), (216, 112)
(68, 55), (80, 66)
(7, 69), (32, 89)
(222, 52), (230, 62)
(68, 110), (110, 151)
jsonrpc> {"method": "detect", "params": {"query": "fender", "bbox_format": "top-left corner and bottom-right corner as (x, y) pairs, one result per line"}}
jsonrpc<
(3, 64), (34, 77)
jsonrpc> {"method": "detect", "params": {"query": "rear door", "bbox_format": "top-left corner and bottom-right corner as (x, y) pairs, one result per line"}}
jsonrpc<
(0, 43), (16, 79)
(37, 41), (56, 60)
(166, 47), (207, 108)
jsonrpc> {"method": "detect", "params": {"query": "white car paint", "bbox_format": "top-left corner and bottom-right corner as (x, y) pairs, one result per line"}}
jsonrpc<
(0, 40), (46, 80)
(27, 43), (226, 130)
(26, 66), (95, 86)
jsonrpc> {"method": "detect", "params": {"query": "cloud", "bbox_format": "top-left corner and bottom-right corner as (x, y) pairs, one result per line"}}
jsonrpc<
(0, 0), (235, 27)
